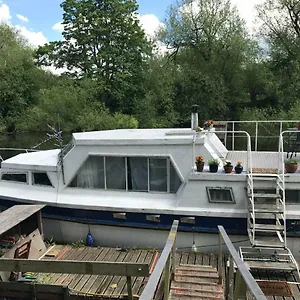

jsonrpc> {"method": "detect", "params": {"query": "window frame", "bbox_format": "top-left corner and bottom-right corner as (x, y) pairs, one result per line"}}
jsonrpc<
(1, 172), (28, 184)
(206, 187), (235, 203)
(32, 172), (53, 187)
(68, 154), (183, 194)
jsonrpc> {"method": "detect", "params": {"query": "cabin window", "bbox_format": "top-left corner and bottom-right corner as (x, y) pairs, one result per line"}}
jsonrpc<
(106, 157), (126, 190)
(70, 156), (105, 188)
(127, 157), (148, 191)
(33, 173), (52, 186)
(1, 173), (27, 183)
(69, 155), (182, 193)
(206, 187), (235, 203)
(285, 190), (300, 204)
(149, 158), (167, 192)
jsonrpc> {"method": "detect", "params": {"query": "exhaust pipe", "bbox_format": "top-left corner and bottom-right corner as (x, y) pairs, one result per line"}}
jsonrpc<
(191, 105), (199, 130)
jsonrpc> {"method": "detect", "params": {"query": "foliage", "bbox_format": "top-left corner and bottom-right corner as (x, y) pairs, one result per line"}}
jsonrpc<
(236, 160), (242, 166)
(195, 156), (204, 165)
(35, 0), (152, 115)
(208, 158), (219, 166)
(224, 160), (232, 167)
(285, 158), (298, 164)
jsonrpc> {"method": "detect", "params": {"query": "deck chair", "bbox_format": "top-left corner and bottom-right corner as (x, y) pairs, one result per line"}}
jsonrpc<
(9, 240), (31, 281)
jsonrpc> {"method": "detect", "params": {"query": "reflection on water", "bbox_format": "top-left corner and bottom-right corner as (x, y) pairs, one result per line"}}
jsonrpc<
(0, 132), (72, 160)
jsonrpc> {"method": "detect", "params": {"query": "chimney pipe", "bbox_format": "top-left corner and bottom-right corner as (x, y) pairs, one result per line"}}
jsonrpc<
(191, 105), (199, 130)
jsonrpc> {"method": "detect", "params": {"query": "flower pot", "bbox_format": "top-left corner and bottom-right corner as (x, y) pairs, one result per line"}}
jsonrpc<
(209, 165), (218, 173)
(235, 165), (243, 174)
(224, 166), (233, 173)
(196, 163), (204, 172)
(285, 163), (298, 173)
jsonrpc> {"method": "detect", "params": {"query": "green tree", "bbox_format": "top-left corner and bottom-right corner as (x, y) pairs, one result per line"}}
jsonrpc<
(36, 0), (152, 114)
(158, 0), (254, 122)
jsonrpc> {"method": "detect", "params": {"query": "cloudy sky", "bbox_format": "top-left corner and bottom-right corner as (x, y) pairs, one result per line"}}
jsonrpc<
(0, 0), (264, 48)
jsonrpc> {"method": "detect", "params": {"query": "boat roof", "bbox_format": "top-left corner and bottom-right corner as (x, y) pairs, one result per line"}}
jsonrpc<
(73, 128), (200, 145)
(1, 149), (60, 172)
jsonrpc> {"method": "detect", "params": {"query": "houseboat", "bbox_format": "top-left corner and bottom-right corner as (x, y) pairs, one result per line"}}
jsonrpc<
(0, 115), (300, 260)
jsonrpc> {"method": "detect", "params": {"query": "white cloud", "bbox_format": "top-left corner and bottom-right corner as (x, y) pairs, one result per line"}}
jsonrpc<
(15, 25), (47, 47)
(0, 3), (11, 23)
(138, 14), (164, 39)
(52, 21), (64, 32)
(16, 13), (28, 22)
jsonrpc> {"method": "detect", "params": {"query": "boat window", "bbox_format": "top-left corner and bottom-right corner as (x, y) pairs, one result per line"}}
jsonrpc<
(127, 157), (148, 191)
(69, 155), (182, 193)
(149, 158), (167, 192)
(206, 187), (235, 203)
(285, 190), (300, 204)
(106, 157), (126, 190)
(70, 156), (105, 188)
(1, 173), (27, 183)
(33, 173), (52, 186)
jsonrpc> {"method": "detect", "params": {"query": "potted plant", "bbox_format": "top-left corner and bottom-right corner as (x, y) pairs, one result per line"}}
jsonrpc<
(195, 156), (205, 172)
(208, 158), (219, 173)
(285, 158), (298, 173)
(224, 160), (233, 173)
(235, 161), (243, 174)
(203, 120), (214, 130)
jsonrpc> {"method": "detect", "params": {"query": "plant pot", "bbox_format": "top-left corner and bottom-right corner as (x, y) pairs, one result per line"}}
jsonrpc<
(209, 165), (218, 173)
(285, 163), (298, 173)
(224, 166), (233, 173)
(196, 163), (204, 172)
(235, 165), (243, 174)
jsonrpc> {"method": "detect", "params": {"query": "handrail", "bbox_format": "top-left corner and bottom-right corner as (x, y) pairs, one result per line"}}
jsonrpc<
(218, 225), (267, 300)
(140, 220), (179, 300)
(216, 120), (300, 151)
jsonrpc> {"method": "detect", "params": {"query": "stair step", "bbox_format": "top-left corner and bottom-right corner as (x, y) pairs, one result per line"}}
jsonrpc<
(252, 177), (277, 181)
(245, 260), (296, 271)
(180, 264), (214, 269)
(171, 286), (223, 295)
(250, 204), (284, 213)
(253, 239), (285, 248)
(174, 279), (219, 287)
(169, 293), (222, 300)
(175, 272), (219, 279)
(250, 224), (284, 231)
(177, 267), (218, 273)
(249, 193), (281, 199)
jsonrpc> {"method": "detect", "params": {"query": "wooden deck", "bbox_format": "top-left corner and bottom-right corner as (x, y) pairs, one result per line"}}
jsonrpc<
(39, 245), (219, 299)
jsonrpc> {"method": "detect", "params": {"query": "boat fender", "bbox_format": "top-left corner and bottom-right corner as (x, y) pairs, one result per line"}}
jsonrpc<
(86, 231), (95, 247)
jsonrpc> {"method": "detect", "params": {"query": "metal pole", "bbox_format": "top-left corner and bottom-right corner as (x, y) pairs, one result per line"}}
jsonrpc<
(255, 122), (258, 151)
(218, 231), (222, 284)
(164, 254), (171, 300)
(232, 122), (235, 150)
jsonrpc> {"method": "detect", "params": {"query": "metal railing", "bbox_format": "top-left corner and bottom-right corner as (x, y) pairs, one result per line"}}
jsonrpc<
(140, 220), (178, 300)
(217, 120), (300, 151)
(218, 225), (267, 300)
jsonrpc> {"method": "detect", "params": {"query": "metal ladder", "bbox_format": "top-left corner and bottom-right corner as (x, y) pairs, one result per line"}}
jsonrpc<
(241, 146), (300, 279)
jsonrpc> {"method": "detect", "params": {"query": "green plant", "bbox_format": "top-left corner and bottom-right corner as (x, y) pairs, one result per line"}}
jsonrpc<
(285, 158), (298, 164)
(71, 239), (84, 248)
(208, 158), (219, 166)
(195, 156), (205, 165)
(224, 160), (232, 167)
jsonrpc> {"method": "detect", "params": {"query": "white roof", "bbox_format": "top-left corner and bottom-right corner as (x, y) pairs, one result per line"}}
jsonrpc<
(73, 128), (202, 145)
(1, 149), (60, 172)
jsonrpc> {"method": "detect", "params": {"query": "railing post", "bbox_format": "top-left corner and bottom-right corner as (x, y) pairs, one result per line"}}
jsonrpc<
(126, 276), (133, 300)
(164, 254), (171, 300)
(233, 270), (247, 300)
(171, 236), (176, 279)
(218, 231), (222, 284)
(228, 256), (234, 300)
(232, 122), (235, 150)
(255, 122), (258, 151)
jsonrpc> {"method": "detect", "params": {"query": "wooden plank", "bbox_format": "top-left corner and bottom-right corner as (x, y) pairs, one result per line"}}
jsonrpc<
(79, 247), (112, 293)
(0, 205), (45, 236)
(0, 257), (149, 276)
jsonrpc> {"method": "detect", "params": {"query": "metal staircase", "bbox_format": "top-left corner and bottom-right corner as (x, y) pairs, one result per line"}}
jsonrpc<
(240, 136), (300, 280)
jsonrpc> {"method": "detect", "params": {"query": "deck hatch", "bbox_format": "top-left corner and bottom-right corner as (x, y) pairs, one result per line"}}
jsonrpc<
(206, 187), (235, 203)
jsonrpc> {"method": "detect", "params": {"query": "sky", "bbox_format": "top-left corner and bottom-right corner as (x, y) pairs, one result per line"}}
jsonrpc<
(0, 0), (264, 48)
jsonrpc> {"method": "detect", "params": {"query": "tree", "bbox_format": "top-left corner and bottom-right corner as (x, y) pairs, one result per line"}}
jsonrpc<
(36, 0), (152, 114)
(158, 0), (254, 122)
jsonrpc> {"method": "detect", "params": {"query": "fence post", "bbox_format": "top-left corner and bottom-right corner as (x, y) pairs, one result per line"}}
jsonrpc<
(171, 236), (176, 280)
(232, 122), (235, 150)
(218, 231), (222, 284)
(228, 256), (234, 300)
(255, 122), (258, 151)
(126, 276), (133, 300)
(233, 270), (247, 300)
(164, 254), (171, 300)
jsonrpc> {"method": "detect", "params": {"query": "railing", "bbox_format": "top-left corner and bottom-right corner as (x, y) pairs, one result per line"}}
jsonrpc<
(217, 120), (300, 151)
(218, 225), (267, 300)
(140, 220), (179, 300)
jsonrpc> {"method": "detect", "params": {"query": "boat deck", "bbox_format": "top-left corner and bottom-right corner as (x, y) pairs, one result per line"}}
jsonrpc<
(39, 245), (220, 299)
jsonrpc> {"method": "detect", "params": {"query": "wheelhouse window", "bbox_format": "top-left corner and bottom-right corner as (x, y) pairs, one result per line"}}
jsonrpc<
(33, 172), (52, 186)
(206, 187), (235, 203)
(285, 190), (300, 204)
(1, 173), (27, 183)
(69, 155), (182, 193)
